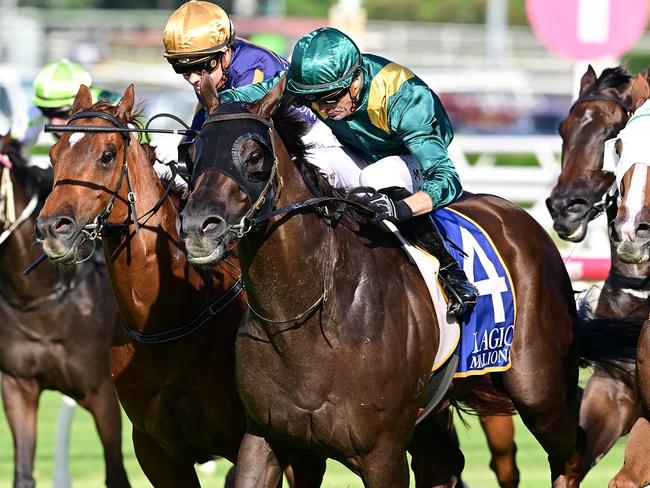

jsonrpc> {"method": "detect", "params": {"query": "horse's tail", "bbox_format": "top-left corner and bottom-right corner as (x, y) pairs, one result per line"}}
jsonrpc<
(578, 313), (642, 379)
(453, 375), (516, 418)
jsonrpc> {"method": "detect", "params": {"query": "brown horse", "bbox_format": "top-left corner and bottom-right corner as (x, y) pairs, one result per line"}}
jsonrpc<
(0, 133), (129, 487)
(595, 76), (650, 487)
(34, 85), (251, 487)
(178, 73), (584, 487)
(546, 66), (650, 478)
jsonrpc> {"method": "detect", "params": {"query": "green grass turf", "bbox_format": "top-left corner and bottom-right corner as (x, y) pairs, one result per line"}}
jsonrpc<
(0, 383), (627, 487)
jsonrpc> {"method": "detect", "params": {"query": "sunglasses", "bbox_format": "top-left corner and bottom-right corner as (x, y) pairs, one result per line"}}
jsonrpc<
(302, 87), (350, 105)
(171, 54), (222, 76)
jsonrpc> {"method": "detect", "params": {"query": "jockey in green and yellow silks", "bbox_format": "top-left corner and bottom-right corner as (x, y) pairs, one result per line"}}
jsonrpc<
(219, 27), (478, 316)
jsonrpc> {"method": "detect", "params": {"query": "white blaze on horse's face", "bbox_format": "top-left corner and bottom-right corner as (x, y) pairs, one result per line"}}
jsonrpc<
(68, 132), (85, 146)
(611, 99), (650, 241)
(619, 164), (648, 242)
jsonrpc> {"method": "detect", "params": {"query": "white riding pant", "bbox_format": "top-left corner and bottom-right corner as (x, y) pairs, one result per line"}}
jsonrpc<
(302, 121), (424, 193)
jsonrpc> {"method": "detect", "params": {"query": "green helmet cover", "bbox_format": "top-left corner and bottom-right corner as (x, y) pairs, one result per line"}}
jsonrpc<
(286, 28), (362, 96)
(32, 59), (93, 110)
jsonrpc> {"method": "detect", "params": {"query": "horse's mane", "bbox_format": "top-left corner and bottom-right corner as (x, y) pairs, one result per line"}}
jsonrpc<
(593, 66), (632, 91)
(273, 97), (365, 224)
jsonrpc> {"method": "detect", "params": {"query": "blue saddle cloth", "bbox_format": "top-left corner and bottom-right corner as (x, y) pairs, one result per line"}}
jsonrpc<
(431, 208), (516, 378)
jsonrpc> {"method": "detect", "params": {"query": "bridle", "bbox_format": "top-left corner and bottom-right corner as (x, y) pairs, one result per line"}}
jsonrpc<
(193, 109), (377, 330)
(45, 110), (194, 241)
(563, 93), (630, 222)
(197, 111), (375, 243)
(568, 93), (633, 119)
(40, 110), (246, 344)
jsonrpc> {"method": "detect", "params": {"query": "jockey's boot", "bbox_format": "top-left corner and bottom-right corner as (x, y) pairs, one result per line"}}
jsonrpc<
(403, 215), (478, 317)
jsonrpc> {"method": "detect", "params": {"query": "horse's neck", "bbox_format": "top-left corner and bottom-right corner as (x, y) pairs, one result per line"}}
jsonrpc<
(0, 169), (65, 303)
(102, 146), (229, 332)
(241, 151), (339, 326)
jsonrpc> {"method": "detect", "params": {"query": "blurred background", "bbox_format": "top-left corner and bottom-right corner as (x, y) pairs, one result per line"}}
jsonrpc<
(0, 0), (647, 486)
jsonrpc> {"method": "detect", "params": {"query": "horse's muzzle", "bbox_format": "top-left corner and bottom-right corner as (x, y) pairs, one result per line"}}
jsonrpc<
(179, 212), (232, 267)
(34, 215), (82, 263)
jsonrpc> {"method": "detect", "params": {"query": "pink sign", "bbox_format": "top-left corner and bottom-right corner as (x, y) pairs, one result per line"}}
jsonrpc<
(526, 0), (650, 60)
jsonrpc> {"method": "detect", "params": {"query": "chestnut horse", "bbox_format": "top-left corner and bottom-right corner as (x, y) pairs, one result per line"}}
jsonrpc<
(593, 76), (650, 487)
(0, 133), (128, 487)
(546, 66), (650, 478)
(178, 74), (583, 487)
(34, 85), (259, 487)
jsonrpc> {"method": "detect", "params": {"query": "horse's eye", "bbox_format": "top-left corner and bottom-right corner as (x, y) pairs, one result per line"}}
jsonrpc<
(100, 150), (115, 164)
(245, 150), (264, 170)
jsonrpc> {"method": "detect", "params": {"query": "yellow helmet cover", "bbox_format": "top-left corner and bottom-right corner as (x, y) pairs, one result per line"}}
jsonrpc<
(163, 1), (234, 59)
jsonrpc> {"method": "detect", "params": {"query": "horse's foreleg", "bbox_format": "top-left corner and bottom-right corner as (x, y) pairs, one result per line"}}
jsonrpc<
(609, 417), (650, 488)
(234, 427), (283, 488)
(1, 374), (41, 488)
(356, 440), (410, 488)
(479, 415), (519, 488)
(132, 428), (200, 488)
(77, 376), (130, 487)
(579, 368), (639, 478)
(408, 409), (464, 488)
(288, 451), (326, 488)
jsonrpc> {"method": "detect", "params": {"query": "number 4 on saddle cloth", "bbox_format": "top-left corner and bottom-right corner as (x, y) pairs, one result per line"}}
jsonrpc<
(388, 208), (516, 420)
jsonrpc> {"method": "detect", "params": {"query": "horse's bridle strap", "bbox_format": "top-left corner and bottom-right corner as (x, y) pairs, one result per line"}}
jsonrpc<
(204, 112), (274, 128)
(570, 94), (632, 117)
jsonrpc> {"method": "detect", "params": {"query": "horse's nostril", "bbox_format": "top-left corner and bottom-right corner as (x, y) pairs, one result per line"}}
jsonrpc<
(201, 216), (225, 235)
(545, 198), (557, 218)
(34, 217), (45, 242)
(51, 216), (76, 238)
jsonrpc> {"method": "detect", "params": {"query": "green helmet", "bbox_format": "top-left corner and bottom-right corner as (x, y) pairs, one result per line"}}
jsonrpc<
(286, 28), (362, 98)
(32, 59), (93, 110)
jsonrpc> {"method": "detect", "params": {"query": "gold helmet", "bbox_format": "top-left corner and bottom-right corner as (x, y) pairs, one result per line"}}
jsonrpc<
(163, 1), (235, 72)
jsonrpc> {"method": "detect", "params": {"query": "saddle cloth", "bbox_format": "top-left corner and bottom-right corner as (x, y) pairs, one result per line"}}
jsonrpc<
(432, 208), (516, 378)
(387, 207), (516, 378)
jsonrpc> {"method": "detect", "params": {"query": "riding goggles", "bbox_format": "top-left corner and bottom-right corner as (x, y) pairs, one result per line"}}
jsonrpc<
(301, 86), (350, 105)
(39, 107), (71, 120)
(170, 53), (222, 75)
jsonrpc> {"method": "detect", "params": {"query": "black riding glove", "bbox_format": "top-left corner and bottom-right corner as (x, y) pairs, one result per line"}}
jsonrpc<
(364, 193), (413, 223)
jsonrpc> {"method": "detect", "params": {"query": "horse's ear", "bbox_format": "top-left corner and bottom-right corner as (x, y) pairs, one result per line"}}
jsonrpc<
(116, 84), (135, 121)
(250, 75), (286, 120)
(200, 71), (220, 116)
(70, 84), (93, 115)
(640, 67), (650, 83)
(630, 74), (650, 111)
(0, 132), (11, 153)
(579, 65), (597, 95)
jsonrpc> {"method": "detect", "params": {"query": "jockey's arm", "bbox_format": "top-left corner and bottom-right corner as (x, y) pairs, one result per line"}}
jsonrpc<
(219, 71), (286, 104)
(390, 83), (462, 213)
